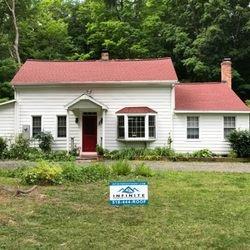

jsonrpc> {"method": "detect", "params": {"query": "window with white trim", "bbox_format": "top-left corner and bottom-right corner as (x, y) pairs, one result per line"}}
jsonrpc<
(224, 116), (235, 138)
(117, 114), (156, 140)
(32, 116), (41, 137)
(57, 116), (67, 138)
(187, 116), (199, 139)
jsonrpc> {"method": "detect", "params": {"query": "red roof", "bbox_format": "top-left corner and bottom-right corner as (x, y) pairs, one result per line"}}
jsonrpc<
(175, 83), (250, 111)
(11, 58), (178, 85)
(116, 107), (157, 113)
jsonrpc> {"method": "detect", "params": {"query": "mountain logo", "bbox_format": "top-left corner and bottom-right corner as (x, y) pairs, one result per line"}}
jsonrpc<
(118, 186), (139, 194)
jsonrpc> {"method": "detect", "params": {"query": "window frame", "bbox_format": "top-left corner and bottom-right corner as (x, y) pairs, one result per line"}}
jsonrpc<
(57, 115), (67, 138)
(32, 115), (42, 138)
(116, 113), (157, 141)
(223, 116), (236, 139)
(186, 116), (199, 140)
(117, 115), (125, 139)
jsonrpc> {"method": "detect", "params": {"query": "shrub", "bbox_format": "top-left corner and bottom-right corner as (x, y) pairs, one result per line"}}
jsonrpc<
(0, 137), (7, 158)
(134, 163), (154, 177)
(34, 132), (54, 153)
(61, 163), (82, 182)
(96, 144), (104, 156)
(22, 161), (63, 185)
(227, 130), (250, 157)
(80, 163), (111, 182)
(8, 134), (31, 159)
(104, 147), (175, 160)
(111, 160), (131, 175)
(46, 150), (74, 161)
(191, 149), (213, 158)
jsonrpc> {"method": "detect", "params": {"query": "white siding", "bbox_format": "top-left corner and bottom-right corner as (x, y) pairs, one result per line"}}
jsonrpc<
(15, 85), (173, 151)
(0, 102), (15, 143)
(173, 113), (250, 154)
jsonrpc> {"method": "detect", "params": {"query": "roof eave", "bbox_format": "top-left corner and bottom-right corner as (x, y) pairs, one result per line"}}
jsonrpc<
(12, 80), (178, 86)
(174, 110), (250, 114)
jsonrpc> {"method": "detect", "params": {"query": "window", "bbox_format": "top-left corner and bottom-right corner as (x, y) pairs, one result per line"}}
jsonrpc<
(57, 116), (67, 138)
(224, 116), (235, 138)
(128, 116), (145, 138)
(149, 115), (156, 138)
(116, 114), (156, 140)
(187, 116), (199, 139)
(117, 116), (125, 139)
(32, 116), (41, 137)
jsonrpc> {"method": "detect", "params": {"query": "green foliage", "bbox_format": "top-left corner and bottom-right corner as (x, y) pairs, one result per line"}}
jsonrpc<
(111, 160), (131, 175)
(22, 161), (63, 185)
(96, 144), (104, 156)
(8, 134), (31, 160)
(0, 137), (7, 158)
(2, 133), (73, 161)
(227, 130), (250, 158)
(0, 82), (14, 100)
(0, 0), (249, 100)
(191, 149), (213, 158)
(34, 132), (54, 153)
(134, 163), (154, 177)
(104, 147), (175, 160)
(80, 163), (111, 183)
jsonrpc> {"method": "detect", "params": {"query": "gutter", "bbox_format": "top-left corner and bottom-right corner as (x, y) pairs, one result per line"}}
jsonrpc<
(0, 99), (16, 106)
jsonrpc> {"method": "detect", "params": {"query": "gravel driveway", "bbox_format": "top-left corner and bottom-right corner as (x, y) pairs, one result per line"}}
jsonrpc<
(134, 161), (250, 173)
(0, 160), (249, 173)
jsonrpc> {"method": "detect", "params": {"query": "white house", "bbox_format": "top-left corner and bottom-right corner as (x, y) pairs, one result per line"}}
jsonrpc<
(0, 51), (249, 156)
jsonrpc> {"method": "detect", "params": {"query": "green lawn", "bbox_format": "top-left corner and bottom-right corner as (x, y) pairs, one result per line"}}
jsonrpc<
(0, 171), (249, 249)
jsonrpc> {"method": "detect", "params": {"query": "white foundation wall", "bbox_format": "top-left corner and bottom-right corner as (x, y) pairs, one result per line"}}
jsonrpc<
(15, 85), (173, 151)
(173, 113), (249, 154)
(0, 102), (15, 143)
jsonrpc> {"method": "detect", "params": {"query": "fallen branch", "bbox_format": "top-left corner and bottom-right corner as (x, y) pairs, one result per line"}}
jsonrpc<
(0, 185), (38, 196)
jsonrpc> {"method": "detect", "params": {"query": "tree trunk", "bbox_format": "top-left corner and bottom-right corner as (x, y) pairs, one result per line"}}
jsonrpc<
(5, 0), (21, 65)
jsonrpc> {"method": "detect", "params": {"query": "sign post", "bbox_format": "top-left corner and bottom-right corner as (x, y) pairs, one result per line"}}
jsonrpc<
(109, 181), (148, 206)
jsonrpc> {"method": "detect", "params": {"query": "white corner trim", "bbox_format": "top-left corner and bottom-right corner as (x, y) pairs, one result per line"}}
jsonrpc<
(174, 110), (250, 114)
(65, 94), (108, 110)
(0, 99), (16, 106)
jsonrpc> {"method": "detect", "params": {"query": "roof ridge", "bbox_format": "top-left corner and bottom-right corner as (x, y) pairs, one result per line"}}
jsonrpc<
(26, 57), (172, 63)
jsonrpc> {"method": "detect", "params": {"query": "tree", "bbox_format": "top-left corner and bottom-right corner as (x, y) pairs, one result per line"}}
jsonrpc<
(4, 0), (21, 65)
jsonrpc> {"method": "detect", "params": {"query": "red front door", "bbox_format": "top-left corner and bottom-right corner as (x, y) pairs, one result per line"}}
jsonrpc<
(82, 114), (97, 152)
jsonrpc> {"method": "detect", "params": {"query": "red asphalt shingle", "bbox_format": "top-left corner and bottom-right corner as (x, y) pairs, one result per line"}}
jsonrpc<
(116, 107), (157, 113)
(11, 58), (178, 85)
(175, 83), (250, 111)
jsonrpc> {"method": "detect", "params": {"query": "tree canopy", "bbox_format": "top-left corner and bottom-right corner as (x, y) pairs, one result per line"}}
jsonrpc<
(0, 0), (249, 100)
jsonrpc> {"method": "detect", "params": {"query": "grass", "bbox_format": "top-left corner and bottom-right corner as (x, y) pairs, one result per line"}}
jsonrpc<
(0, 171), (250, 249)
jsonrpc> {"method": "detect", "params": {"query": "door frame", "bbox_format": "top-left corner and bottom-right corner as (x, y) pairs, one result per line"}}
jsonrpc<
(81, 112), (97, 152)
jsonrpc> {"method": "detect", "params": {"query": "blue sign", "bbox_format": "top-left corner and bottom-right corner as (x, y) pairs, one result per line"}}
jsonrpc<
(109, 181), (148, 206)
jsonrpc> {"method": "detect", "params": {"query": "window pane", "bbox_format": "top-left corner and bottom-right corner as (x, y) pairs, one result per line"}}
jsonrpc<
(57, 116), (66, 137)
(187, 116), (199, 139)
(224, 117), (235, 138)
(117, 116), (125, 139)
(128, 116), (145, 138)
(149, 115), (156, 138)
(32, 116), (41, 137)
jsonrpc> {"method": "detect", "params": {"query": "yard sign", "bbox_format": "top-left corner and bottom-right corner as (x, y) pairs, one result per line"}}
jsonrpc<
(109, 181), (148, 206)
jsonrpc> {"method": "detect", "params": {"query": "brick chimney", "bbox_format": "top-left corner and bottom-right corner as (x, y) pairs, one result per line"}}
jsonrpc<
(101, 49), (109, 60)
(221, 58), (232, 88)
